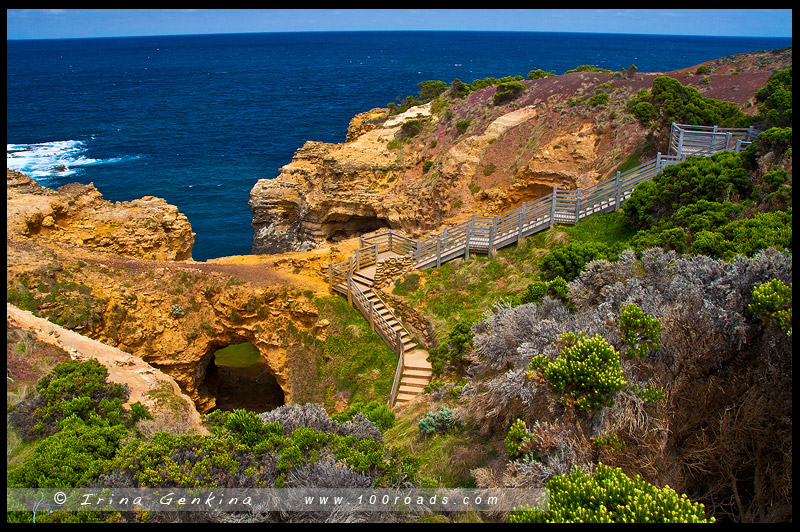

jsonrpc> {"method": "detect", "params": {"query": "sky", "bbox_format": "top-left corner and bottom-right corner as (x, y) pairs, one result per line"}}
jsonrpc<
(6, 9), (793, 40)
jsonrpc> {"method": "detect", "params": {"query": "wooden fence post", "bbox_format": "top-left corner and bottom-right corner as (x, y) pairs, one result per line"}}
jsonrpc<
(464, 223), (471, 260)
(549, 186), (557, 227)
(574, 188), (582, 224)
(517, 202), (526, 242)
(488, 216), (497, 257)
(614, 171), (622, 211)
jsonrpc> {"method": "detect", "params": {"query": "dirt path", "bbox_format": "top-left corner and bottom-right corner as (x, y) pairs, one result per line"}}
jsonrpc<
(7, 302), (208, 434)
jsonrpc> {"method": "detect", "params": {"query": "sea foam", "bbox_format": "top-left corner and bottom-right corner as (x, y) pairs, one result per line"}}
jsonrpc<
(6, 139), (138, 182)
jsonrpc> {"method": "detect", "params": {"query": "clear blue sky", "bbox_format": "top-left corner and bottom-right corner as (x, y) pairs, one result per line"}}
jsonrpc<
(6, 9), (793, 40)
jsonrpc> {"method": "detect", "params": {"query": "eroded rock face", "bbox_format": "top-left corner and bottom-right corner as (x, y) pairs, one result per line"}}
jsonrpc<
(249, 51), (789, 254)
(7, 170), (325, 414)
(7, 169), (194, 261)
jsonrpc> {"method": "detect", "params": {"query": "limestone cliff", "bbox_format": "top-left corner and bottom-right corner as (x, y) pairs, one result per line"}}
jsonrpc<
(6, 169), (355, 414)
(250, 48), (791, 253)
(7, 169), (194, 261)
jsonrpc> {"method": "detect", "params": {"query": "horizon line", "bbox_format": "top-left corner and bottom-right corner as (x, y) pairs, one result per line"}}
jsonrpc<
(7, 28), (794, 42)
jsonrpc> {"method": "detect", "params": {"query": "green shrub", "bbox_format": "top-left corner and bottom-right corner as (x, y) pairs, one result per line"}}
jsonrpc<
(630, 101), (657, 122)
(455, 119), (471, 134)
(492, 81), (526, 105)
(509, 463), (714, 523)
(427, 318), (474, 375)
(527, 69), (556, 80)
(417, 407), (458, 436)
(749, 278), (792, 336)
(753, 66), (792, 128)
(649, 75), (750, 128)
(401, 119), (425, 137)
(422, 160), (434, 173)
(623, 151), (752, 229)
(521, 276), (569, 305)
(588, 92), (609, 107)
(565, 65), (612, 74)
(418, 79), (448, 101)
(449, 78), (470, 98)
(543, 335), (626, 411)
(617, 304), (662, 358)
(332, 400), (396, 431)
(541, 241), (618, 281)
(505, 418), (536, 460)
(7, 415), (128, 488)
(13, 359), (129, 438)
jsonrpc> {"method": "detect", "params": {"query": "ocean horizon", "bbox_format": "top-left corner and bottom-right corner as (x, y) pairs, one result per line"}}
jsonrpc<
(7, 31), (792, 261)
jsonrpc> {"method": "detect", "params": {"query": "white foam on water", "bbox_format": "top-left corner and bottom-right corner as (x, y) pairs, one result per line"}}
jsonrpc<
(6, 139), (139, 182)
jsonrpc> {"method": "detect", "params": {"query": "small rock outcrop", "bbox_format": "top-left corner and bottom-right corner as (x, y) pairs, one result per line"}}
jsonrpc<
(7, 169), (195, 261)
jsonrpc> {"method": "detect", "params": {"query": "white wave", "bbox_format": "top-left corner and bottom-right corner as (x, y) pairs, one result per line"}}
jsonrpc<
(6, 139), (139, 181)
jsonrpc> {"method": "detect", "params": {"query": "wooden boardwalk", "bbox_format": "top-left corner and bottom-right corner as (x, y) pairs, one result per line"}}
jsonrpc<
(329, 123), (760, 408)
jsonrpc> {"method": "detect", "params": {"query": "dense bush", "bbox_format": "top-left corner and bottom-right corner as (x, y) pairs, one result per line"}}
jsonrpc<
(455, 119), (471, 134)
(417, 407), (459, 436)
(8, 415), (129, 488)
(417, 79), (448, 101)
(749, 278), (792, 336)
(623, 151), (752, 229)
(753, 66), (792, 128)
(527, 69), (556, 80)
(332, 400), (396, 431)
(541, 241), (620, 281)
(630, 101), (657, 122)
(8, 359), (132, 439)
(400, 119), (425, 137)
(505, 418), (537, 459)
(617, 303), (662, 358)
(509, 463), (714, 523)
(427, 318), (474, 375)
(539, 334), (627, 411)
(565, 65), (612, 74)
(521, 276), (569, 305)
(648, 75), (751, 128)
(492, 81), (527, 105)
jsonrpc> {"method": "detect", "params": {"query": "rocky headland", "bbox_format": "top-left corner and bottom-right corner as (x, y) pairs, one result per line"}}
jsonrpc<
(250, 48), (792, 253)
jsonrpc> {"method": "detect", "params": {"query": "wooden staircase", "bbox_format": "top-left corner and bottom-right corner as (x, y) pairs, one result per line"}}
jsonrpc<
(349, 272), (432, 408)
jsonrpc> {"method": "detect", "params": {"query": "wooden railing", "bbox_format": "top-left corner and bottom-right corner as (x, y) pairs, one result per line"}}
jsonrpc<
(327, 123), (760, 406)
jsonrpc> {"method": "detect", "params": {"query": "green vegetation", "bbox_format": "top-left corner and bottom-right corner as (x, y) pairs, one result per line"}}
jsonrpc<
(617, 303), (662, 358)
(510, 464), (714, 523)
(565, 64), (613, 74)
(527, 69), (556, 80)
(537, 333), (627, 411)
(286, 295), (398, 407)
(492, 81), (527, 105)
(427, 318), (474, 375)
(504, 418), (537, 460)
(749, 278), (792, 336)
(417, 407), (459, 436)
(332, 400), (396, 431)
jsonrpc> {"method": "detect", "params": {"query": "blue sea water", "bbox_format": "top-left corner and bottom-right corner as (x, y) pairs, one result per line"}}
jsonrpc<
(7, 31), (792, 261)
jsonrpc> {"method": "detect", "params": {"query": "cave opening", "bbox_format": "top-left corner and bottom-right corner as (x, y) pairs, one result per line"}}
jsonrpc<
(208, 342), (285, 413)
(327, 215), (389, 242)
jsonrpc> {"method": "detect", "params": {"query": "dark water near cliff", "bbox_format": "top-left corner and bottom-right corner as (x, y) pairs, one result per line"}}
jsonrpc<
(7, 31), (791, 260)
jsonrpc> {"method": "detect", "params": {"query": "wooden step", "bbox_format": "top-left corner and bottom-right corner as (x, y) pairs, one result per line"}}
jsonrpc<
(403, 367), (433, 378)
(394, 392), (418, 404)
(400, 376), (430, 388)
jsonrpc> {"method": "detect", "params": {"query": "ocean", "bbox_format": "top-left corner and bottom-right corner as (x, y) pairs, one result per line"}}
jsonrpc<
(6, 31), (792, 261)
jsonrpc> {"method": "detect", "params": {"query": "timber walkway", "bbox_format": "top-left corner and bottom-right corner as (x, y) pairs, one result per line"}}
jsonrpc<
(329, 123), (760, 408)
